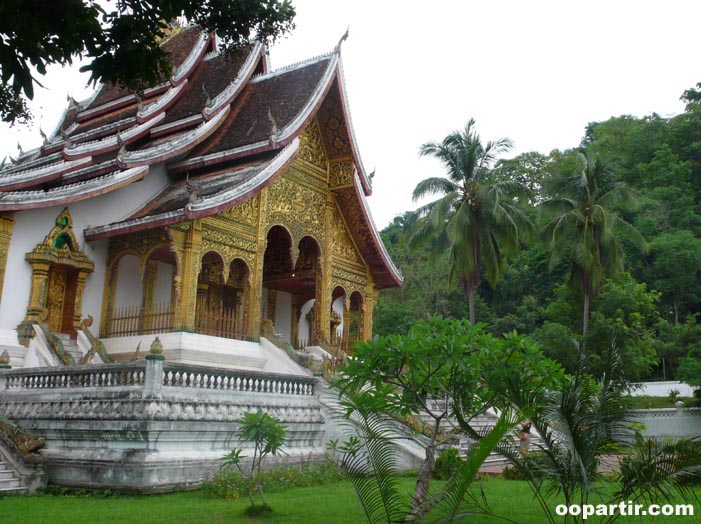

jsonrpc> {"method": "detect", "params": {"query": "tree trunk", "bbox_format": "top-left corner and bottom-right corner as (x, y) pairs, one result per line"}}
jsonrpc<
(407, 417), (441, 522)
(582, 290), (590, 341)
(467, 284), (476, 325)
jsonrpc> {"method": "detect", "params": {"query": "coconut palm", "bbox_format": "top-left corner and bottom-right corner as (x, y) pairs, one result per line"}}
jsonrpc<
(410, 118), (533, 324)
(540, 150), (646, 337)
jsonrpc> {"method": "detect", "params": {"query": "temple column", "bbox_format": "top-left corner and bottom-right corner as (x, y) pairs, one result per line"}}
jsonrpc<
(72, 269), (90, 331)
(17, 261), (51, 346)
(101, 261), (119, 337)
(315, 196), (335, 344)
(172, 221), (202, 332)
(141, 258), (159, 332)
(342, 308), (352, 352)
(0, 213), (15, 301)
(362, 287), (378, 341)
(249, 187), (270, 338)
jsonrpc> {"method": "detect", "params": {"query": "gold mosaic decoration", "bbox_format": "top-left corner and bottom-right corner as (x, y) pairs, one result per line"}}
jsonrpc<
(329, 160), (354, 188)
(298, 119), (327, 171)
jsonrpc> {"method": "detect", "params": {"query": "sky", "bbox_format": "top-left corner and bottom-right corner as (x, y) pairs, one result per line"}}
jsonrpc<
(2, 0), (700, 228)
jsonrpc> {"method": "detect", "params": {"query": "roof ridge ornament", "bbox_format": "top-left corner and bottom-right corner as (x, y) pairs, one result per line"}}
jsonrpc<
(334, 26), (350, 55)
(201, 82), (212, 108)
(268, 107), (279, 144)
(60, 129), (73, 148)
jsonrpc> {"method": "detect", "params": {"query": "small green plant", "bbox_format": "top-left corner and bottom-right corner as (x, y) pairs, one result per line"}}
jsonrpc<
(668, 388), (681, 404)
(432, 447), (464, 480)
(221, 410), (287, 512)
(203, 453), (344, 499)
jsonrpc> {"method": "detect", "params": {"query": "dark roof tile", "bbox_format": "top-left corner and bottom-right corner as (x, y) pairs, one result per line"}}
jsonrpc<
(189, 58), (330, 157)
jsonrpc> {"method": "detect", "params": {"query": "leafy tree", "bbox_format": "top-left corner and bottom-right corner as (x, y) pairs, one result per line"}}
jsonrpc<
(645, 230), (701, 325)
(336, 316), (564, 521)
(222, 410), (287, 514)
(536, 277), (658, 380)
(540, 150), (647, 338)
(678, 346), (701, 388)
(655, 314), (701, 380)
(0, 0), (295, 123)
(409, 118), (533, 324)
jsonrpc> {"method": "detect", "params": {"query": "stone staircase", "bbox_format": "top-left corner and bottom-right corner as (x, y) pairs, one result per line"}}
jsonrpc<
(0, 455), (26, 495)
(55, 333), (83, 364)
(418, 398), (544, 470)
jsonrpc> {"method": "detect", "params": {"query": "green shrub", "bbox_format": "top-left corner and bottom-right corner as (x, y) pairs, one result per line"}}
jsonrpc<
(202, 453), (345, 499)
(502, 452), (549, 481)
(432, 448), (464, 480)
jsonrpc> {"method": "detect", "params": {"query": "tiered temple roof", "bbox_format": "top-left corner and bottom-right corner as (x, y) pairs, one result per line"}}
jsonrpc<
(0, 27), (401, 288)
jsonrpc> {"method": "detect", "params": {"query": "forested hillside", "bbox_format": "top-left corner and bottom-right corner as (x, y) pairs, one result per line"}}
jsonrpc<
(375, 82), (701, 384)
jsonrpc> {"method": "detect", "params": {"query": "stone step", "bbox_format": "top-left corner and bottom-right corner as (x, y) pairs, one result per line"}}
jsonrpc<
(0, 469), (17, 480)
(0, 485), (28, 495)
(0, 478), (21, 489)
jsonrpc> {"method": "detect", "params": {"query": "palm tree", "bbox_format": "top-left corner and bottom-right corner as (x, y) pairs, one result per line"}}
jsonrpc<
(410, 118), (533, 324)
(540, 150), (646, 338)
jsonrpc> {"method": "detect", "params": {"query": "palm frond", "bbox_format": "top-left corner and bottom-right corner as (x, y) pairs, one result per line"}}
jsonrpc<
(426, 409), (518, 523)
(340, 407), (409, 524)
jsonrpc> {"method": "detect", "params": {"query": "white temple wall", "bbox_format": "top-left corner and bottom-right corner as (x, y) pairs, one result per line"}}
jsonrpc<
(155, 261), (174, 304)
(114, 255), (142, 309)
(274, 290), (292, 343)
(0, 164), (170, 332)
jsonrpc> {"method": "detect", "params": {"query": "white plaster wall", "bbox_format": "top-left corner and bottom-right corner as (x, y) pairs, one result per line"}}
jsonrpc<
(298, 298), (314, 347)
(155, 261), (174, 304)
(114, 255), (142, 309)
(628, 381), (696, 397)
(0, 163), (171, 331)
(274, 290), (292, 343)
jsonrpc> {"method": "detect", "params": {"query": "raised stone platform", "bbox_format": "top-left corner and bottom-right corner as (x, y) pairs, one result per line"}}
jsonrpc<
(0, 361), (324, 492)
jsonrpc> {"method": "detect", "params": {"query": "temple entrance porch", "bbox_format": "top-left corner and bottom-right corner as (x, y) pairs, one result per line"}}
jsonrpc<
(99, 223), (365, 356)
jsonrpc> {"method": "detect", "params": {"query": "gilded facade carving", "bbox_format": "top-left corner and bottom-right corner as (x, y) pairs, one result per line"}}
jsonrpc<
(108, 228), (171, 268)
(265, 173), (326, 247)
(329, 160), (354, 188)
(221, 194), (259, 228)
(298, 119), (327, 171)
(331, 207), (363, 266)
(0, 213), (15, 300)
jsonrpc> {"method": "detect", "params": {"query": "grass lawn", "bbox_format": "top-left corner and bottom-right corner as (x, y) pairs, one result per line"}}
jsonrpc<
(1, 478), (698, 524)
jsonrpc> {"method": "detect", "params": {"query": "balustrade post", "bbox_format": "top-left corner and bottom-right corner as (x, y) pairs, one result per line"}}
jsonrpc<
(144, 337), (165, 399)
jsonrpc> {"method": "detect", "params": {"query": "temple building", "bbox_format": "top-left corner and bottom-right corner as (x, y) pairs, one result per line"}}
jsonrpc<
(0, 27), (401, 370)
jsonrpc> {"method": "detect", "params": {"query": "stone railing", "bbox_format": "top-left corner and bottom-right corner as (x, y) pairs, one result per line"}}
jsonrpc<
(0, 361), (316, 398)
(1, 363), (147, 390)
(161, 362), (316, 396)
(629, 403), (701, 439)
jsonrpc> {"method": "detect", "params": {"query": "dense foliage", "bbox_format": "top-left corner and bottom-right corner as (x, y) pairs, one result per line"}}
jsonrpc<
(0, 0), (295, 123)
(376, 83), (701, 384)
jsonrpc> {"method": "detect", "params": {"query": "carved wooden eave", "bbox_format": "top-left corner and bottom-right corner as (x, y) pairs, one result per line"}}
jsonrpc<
(117, 105), (231, 168)
(83, 139), (299, 241)
(0, 167), (149, 212)
(63, 112), (167, 160)
(0, 157), (92, 191)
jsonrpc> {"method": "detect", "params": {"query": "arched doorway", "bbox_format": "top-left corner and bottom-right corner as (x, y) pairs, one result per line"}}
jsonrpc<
(262, 227), (323, 346)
